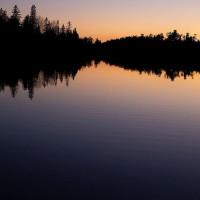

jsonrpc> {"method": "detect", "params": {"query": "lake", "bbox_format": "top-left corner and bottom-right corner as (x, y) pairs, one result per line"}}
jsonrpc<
(1, 61), (200, 199)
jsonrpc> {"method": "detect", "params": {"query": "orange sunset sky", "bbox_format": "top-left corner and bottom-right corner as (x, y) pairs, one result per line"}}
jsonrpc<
(1, 0), (200, 41)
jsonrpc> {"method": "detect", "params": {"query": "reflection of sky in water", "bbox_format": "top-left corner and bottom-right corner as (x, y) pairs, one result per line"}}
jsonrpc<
(0, 62), (200, 199)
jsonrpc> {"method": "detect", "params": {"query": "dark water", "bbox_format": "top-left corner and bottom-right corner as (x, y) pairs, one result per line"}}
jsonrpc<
(1, 62), (200, 200)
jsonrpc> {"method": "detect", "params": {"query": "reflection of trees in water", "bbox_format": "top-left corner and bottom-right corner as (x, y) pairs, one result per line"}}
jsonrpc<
(0, 60), (93, 99)
(131, 68), (196, 81)
(0, 71), (76, 99)
(103, 60), (199, 82)
(0, 60), (200, 99)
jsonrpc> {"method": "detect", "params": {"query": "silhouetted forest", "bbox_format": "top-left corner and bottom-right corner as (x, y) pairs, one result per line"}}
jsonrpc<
(1, 5), (200, 99)
(100, 30), (200, 63)
(1, 5), (200, 61)
(0, 5), (95, 59)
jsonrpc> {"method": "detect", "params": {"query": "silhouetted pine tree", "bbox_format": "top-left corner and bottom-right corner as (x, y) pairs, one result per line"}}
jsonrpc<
(0, 8), (8, 24)
(44, 17), (53, 36)
(0, 8), (8, 37)
(22, 15), (30, 32)
(73, 28), (79, 39)
(11, 5), (21, 22)
(10, 5), (21, 31)
(61, 24), (65, 34)
(30, 5), (37, 32)
(66, 21), (72, 37)
(55, 20), (60, 35)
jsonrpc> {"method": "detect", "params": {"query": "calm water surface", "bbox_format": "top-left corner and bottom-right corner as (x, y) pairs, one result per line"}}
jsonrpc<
(1, 62), (200, 199)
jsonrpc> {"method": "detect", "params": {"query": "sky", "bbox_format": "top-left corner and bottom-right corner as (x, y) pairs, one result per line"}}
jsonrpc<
(1, 0), (200, 41)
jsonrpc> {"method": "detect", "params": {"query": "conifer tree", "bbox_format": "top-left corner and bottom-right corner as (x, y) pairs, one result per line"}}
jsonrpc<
(55, 20), (60, 35)
(61, 24), (65, 34)
(73, 28), (79, 39)
(22, 15), (30, 30)
(66, 21), (72, 36)
(44, 17), (51, 33)
(0, 8), (8, 23)
(11, 5), (21, 22)
(9, 5), (21, 31)
(30, 5), (37, 31)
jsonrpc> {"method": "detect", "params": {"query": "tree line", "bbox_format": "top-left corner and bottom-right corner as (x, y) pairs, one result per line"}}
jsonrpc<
(0, 5), (95, 42)
(1, 5), (200, 64)
(99, 30), (200, 64)
(0, 5), (97, 59)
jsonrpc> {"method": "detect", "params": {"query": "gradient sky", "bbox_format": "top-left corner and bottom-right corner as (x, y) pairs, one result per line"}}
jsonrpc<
(1, 0), (200, 41)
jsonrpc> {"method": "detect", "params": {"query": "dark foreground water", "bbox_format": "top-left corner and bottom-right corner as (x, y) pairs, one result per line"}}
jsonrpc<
(1, 62), (200, 200)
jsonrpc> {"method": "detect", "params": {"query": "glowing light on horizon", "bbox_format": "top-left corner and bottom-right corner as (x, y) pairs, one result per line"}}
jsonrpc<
(2, 0), (200, 41)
